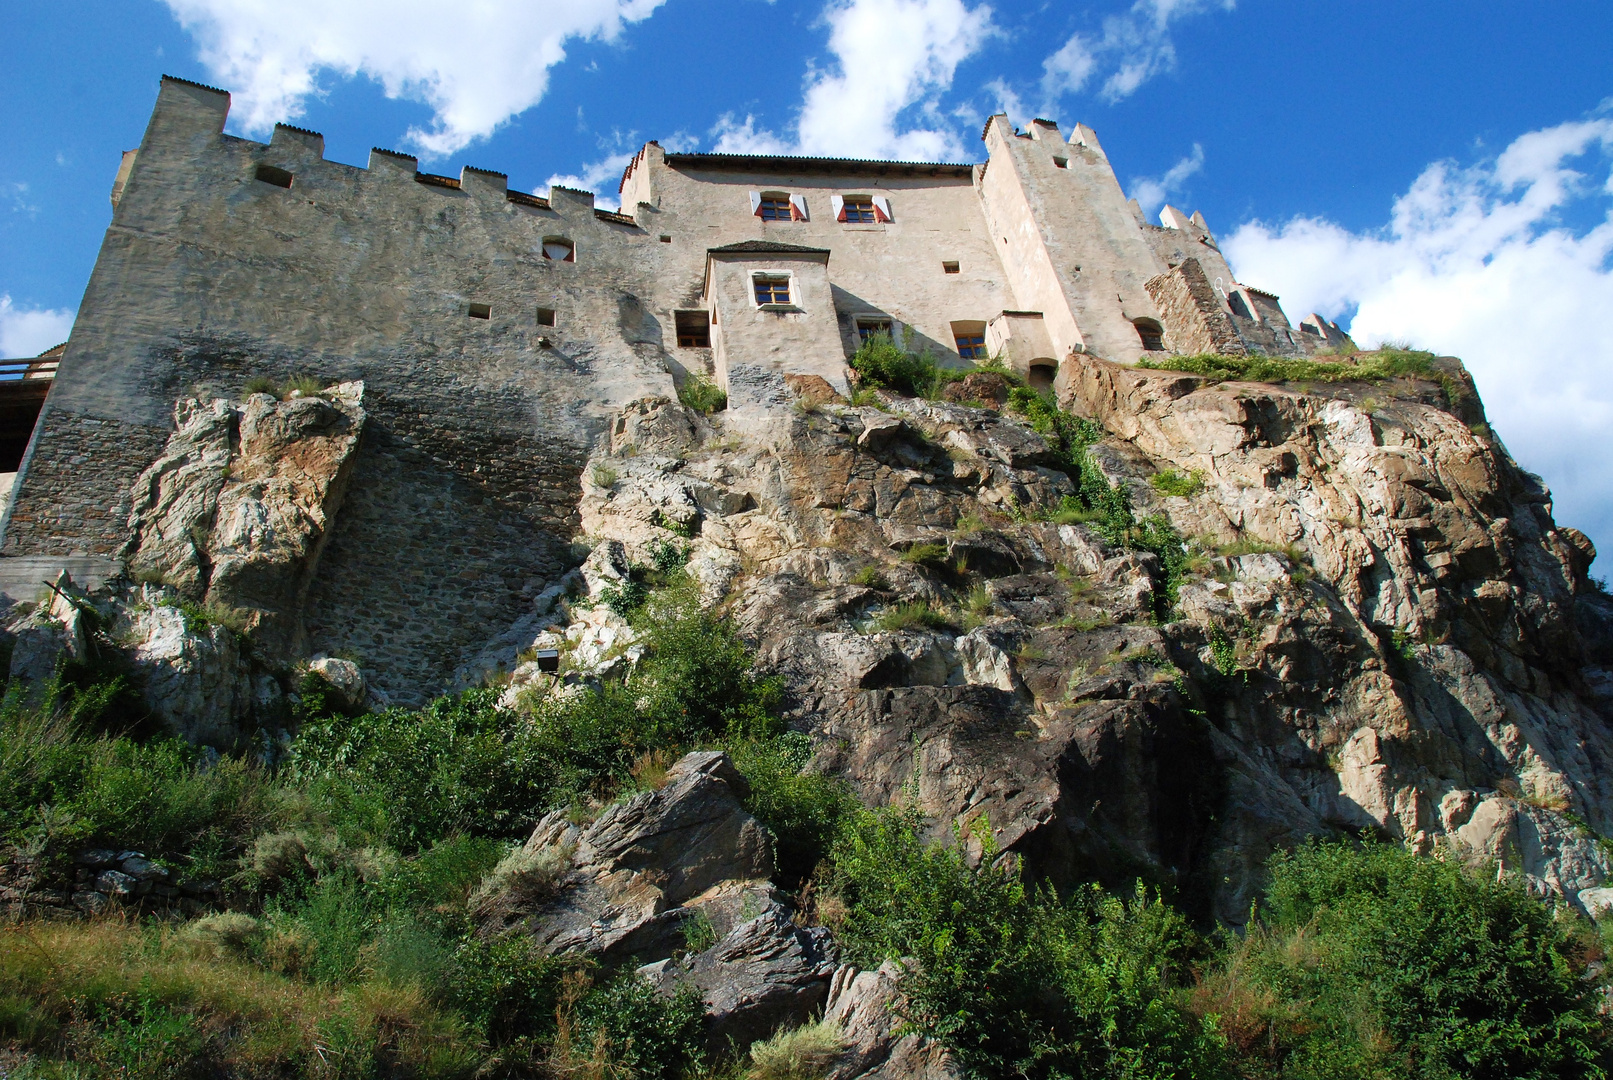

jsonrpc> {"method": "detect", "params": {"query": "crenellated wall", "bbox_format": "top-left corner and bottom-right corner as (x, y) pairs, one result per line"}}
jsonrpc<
(2, 79), (1342, 700)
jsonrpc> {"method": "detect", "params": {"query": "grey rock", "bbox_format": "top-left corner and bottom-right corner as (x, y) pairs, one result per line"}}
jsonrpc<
(95, 870), (138, 897)
(307, 657), (366, 712)
(824, 962), (959, 1080)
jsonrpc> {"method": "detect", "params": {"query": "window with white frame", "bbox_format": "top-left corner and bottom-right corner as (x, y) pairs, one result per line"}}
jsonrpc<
(831, 194), (892, 223)
(750, 191), (806, 221)
(754, 274), (792, 306)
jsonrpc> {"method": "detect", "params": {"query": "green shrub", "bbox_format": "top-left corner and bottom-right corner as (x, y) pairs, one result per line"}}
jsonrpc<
(870, 600), (953, 633)
(748, 1019), (846, 1080)
(826, 805), (1228, 1080)
(849, 332), (959, 398)
(733, 735), (858, 888)
(1149, 469), (1205, 497)
(679, 375), (728, 414)
(1136, 349), (1438, 384)
(897, 542), (949, 569)
(1200, 840), (1611, 1079)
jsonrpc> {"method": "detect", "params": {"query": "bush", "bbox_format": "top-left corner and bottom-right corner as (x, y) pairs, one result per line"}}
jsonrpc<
(826, 805), (1228, 1080)
(1135, 349), (1438, 385)
(1199, 840), (1612, 1079)
(1149, 469), (1205, 497)
(732, 735), (857, 888)
(849, 332), (958, 398)
(678, 375), (728, 414)
(748, 1019), (846, 1080)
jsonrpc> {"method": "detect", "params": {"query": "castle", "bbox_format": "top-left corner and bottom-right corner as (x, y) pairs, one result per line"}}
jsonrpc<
(0, 75), (1349, 701)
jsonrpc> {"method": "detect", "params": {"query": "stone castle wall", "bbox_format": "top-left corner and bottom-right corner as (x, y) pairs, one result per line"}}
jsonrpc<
(2, 76), (1342, 700)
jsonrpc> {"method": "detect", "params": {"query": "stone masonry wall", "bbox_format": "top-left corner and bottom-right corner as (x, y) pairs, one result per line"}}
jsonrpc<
(1144, 258), (1247, 357)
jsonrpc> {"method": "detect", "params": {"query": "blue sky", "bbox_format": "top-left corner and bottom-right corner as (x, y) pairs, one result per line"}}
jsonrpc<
(2, 0), (1612, 560)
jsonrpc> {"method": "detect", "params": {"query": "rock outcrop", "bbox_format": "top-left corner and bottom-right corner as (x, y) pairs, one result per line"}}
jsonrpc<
(123, 383), (365, 662)
(477, 751), (836, 1046)
(567, 364), (1613, 923)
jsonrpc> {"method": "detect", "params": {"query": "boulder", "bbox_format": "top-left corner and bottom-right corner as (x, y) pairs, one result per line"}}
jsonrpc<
(823, 962), (960, 1080)
(307, 657), (366, 712)
(478, 751), (774, 961)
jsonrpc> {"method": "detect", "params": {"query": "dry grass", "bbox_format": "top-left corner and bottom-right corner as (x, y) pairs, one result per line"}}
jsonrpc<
(0, 918), (478, 1077)
(469, 843), (573, 923)
(747, 1019), (846, 1080)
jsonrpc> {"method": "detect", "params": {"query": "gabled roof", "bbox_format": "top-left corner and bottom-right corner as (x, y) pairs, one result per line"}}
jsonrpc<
(707, 240), (831, 255)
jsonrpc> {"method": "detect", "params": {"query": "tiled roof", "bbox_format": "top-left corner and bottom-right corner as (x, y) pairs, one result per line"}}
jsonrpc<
(707, 240), (831, 255)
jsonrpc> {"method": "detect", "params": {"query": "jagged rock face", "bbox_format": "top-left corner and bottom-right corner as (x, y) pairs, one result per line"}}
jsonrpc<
(824, 962), (959, 1080)
(122, 384), (365, 661)
(578, 376), (1613, 923)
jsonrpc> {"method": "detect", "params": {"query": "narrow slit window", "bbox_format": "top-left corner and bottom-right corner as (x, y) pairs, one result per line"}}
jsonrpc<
(255, 164), (293, 188)
(856, 318), (893, 343)
(754, 276), (791, 306)
(942, 261), (960, 274)
(675, 311), (711, 348)
(536, 307), (556, 327)
(468, 303), (491, 320)
(542, 237), (575, 262)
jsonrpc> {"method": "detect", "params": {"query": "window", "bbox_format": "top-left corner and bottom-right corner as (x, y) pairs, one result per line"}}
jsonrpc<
(537, 307), (556, 327)
(468, 303), (491, 320)
(942, 261), (960, 274)
(952, 321), (987, 359)
(1052, 157), (1068, 169)
(675, 311), (710, 347)
(842, 197), (877, 223)
(255, 164), (293, 188)
(758, 196), (793, 221)
(659, 234), (672, 243)
(855, 317), (893, 343)
(1133, 318), (1165, 351)
(1226, 291), (1252, 319)
(754, 276), (791, 306)
(542, 237), (575, 262)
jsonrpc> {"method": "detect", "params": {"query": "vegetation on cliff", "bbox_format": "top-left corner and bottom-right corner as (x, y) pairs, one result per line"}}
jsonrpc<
(4, 582), (1612, 1078)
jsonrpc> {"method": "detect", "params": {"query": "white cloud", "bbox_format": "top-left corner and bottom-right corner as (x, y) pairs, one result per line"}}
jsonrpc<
(1129, 142), (1203, 215)
(711, 0), (996, 162)
(1222, 117), (1613, 562)
(161, 0), (670, 156)
(1041, 0), (1233, 108)
(0, 296), (74, 359)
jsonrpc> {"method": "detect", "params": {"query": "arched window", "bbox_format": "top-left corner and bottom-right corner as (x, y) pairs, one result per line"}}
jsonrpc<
(542, 237), (575, 262)
(1133, 318), (1165, 351)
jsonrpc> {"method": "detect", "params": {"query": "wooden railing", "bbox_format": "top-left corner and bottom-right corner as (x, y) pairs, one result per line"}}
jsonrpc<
(0, 359), (58, 381)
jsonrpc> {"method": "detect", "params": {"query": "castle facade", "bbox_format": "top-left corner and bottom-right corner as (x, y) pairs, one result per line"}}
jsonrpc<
(0, 76), (1346, 699)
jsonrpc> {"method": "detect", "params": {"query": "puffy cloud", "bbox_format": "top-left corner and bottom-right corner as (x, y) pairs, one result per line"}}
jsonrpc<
(1041, 0), (1233, 107)
(546, 150), (636, 208)
(1223, 117), (1613, 562)
(1129, 142), (1203, 215)
(713, 0), (996, 162)
(0, 296), (74, 359)
(160, 0), (670, 156)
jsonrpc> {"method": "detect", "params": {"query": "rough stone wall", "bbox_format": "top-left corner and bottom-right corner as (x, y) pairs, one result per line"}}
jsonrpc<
(1144, 258), (1246, 356)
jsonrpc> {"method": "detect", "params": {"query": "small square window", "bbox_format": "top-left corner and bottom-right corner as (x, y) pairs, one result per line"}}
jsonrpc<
(755, 276), (791, 306)
(1052, 157), (1068, 169)
(856, 318), (893, 343)
(955, 332), (987, 359)
(468, 303), (491, 320)
(758, 196), (794, 221)
(842, 197), (877, 224)
(675, 311), (710, 347)
(537, 307), (556, 327)
(942, 261), (960, 274)
(659, 234), (672, 243)
(255, 164), (293, 188)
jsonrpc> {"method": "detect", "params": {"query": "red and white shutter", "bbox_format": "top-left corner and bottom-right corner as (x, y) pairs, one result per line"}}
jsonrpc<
(789, 193), (808, 221)
(872, 196), (892, 222)
(831, 195), (846, 222)
(749, 191), (763, 216)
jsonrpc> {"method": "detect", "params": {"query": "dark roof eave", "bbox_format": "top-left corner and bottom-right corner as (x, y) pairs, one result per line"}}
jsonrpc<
(707, 240), (831, 256)
(667, 152), (976, 178)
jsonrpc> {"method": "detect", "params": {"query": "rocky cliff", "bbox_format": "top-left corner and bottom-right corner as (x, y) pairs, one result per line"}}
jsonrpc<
(10, 353), (1613, 927)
